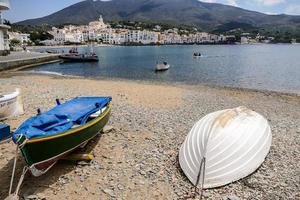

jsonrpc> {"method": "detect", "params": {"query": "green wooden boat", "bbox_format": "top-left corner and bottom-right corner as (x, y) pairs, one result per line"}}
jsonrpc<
(13, 97), (112, 176)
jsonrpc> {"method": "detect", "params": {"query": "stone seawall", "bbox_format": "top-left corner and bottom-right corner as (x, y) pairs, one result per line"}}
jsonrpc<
(0, 53), (59, 71)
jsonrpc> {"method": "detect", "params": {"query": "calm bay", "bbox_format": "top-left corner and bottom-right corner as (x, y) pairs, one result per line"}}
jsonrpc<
(32, 44), (300, 94)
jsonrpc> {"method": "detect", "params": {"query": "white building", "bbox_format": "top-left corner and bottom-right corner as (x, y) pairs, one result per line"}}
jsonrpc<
(8, 32), (30, 44)
(125, 30), (159, 44)
(0, 0), (10, 56)
(128, 30), (139, 43)
(89, 15), (107, 30)
(139, 30), (159, 44)
(240, 33), (251, 44)
(240, 36), (249, 44)
(48, 14), (231, 46)
(161, 32), (182, 44)
(51, 27), (66, 45)
(88, 15), (109, 41)
(50, 27), (83, 44)
(50, 15), (110, 44)
(39, 39), (57, 46)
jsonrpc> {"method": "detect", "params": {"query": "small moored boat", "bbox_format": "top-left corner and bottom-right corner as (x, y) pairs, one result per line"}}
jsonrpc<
(193, 52), (202, 57)
(179, 106), (272, 189)
(59, 47), (99, 62)
(155, 61), (170, 71)
(59, 53), (99, 62)
(46, 49), (59, 54)
(12, 96), (112, 177)
(0, 88), (24, 120)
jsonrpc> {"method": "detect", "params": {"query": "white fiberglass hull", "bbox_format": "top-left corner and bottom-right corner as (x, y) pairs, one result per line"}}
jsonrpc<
(179, 106), (272, 188)
(155, 64), (170, 71)
(0, 89), (24, 120)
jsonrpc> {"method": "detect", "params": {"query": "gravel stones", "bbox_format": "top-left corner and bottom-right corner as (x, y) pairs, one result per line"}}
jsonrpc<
(0, 75), (299, 199)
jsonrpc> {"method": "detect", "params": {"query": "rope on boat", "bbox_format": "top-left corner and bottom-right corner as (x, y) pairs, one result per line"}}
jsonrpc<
(8, 137), (29, 198)
(18, 138), (28, 149)
(14, 166), (29, 196)
(16, 134), (28, 150)
(8, 145), (19, 195)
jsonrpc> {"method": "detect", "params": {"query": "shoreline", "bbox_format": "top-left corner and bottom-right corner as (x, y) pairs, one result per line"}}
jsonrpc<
(25, 43), (297, 50)
(0, 74), (299, 199)
(6, 70), (300, 98)
(27, 44), (113, 50)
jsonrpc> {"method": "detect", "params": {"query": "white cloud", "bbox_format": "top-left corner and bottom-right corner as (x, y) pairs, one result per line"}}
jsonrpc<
(200, 0), (217, 3)
(255, 0), (285, 6)
(200, 0), (237, 6)
(265, 12), (277, 15)
(227, 0), (238, 7)
(285, 4), (300, 15)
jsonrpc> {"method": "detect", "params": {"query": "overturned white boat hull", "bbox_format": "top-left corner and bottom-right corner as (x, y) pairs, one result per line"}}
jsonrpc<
(179, 106), (272, 188)
(0, 89), (24, 120)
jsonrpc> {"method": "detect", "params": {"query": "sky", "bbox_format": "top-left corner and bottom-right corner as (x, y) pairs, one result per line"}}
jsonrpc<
(3, 0), (300, 23)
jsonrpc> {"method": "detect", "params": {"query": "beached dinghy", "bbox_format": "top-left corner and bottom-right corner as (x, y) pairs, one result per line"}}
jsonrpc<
(0, 88), (24, 120)
(12, 96), (112, 177)
(179, 106), (272, 189)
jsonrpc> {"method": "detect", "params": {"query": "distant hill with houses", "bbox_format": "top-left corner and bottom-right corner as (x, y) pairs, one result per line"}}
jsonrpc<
(17, 0), (300, 33)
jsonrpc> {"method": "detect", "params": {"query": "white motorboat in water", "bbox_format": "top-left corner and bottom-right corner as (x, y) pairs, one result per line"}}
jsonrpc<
(0, 88), (24, 120)
(179, 106), (272, 189)
(155, 61), (170, 71)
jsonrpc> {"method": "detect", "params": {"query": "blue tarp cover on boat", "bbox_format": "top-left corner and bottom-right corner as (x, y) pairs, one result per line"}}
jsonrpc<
(0, 123), (11, 142)
(13, 96), (111, 143)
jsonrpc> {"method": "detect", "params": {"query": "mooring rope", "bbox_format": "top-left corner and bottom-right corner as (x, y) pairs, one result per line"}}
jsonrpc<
(8, 145), (19, 195)
(14, 166), (29, 196)
(8, 137), (29, 198)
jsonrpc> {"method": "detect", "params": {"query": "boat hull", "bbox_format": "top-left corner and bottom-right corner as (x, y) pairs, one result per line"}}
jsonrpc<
(179, 107), (272, 188)
(19, 104), (111, 176)
(0, 123), (11, 144)
(59, 55), (99, 62)
(0, 89), (23, 120)
(155, 64), (170, 71)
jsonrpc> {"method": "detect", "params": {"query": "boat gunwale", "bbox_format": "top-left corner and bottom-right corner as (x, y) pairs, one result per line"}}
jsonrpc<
(25, 103), (112, 144)
(0, 90), (19, 102)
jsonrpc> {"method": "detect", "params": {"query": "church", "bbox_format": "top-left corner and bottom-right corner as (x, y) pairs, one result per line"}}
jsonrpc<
(89, 15), (108, 30)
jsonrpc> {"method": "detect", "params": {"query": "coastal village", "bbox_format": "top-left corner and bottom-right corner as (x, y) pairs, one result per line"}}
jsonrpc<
(2, 14), (277, 50)
(45, 16), (229, 45)
(7, 15), (230, 46)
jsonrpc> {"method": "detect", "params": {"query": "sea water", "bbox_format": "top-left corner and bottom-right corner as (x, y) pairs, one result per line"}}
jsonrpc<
(32, 44), (300, 94)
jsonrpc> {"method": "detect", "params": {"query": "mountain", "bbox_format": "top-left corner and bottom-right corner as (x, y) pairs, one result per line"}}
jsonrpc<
(17, 0), (300, 32)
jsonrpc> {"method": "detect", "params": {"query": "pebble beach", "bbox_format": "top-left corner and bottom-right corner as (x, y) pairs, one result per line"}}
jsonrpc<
(0, 74), (299, 200)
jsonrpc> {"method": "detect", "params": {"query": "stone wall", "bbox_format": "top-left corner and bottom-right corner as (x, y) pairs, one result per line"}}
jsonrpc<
(0, 55), (59, 71)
